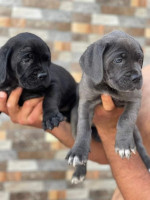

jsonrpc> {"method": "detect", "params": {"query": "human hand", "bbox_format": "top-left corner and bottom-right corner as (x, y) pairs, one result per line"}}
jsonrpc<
(93, 94), (123, 140)
(0, 88), (43, 128)
(94, 94), (150, 200)
(0, 91), (8, 114)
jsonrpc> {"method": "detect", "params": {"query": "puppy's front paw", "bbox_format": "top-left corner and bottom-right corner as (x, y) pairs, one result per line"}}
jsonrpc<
(43, 112), (65, 130)
(115, 147), (136, 159)
(71, 165), (86, 184)
(115, 133), (136, 159)
(66, 146), (89, 167)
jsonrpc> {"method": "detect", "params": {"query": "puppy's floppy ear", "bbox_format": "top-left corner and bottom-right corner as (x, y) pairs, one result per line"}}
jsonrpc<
(79, 40), (107, 84)
(0, 46), (12, 84)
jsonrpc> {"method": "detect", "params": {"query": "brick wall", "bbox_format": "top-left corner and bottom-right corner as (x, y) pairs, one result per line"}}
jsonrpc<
(0, 0), (150, 81)
(0, 0), (150, 200)
(0, 119), (116, 200)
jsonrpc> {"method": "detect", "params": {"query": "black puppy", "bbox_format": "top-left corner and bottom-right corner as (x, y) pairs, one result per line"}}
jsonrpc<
(0, 32), (77, 130)
(66, 30), (150, 182)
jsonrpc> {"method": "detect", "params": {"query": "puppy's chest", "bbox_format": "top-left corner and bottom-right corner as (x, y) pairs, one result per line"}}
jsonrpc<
(111, 98), (125, 107)
(100, 86), (126, 107)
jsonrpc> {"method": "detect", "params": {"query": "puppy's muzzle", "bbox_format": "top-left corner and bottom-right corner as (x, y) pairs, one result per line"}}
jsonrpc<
(37, 72), (47, 80)
(131, 74), (142, 83)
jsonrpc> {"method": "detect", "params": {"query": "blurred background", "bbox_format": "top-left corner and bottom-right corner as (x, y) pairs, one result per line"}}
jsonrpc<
(0, 0), (150, 200)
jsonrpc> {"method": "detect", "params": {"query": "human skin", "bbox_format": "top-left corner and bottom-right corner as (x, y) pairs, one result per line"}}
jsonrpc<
(0, 66), (150, 199)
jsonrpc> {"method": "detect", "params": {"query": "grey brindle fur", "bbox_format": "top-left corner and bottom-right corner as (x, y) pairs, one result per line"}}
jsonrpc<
(66, 30), (150, 183)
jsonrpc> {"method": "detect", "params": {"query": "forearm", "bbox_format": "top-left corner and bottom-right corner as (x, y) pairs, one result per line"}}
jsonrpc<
(99, 127), (150, 200)
(49, 121), (74, 148)
(49, 121), (108, 164)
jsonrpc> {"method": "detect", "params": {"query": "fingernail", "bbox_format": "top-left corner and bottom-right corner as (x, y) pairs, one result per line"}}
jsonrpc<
(0, 91), (7, 98)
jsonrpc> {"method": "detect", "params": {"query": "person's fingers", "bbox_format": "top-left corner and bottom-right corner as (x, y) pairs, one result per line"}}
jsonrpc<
(0, 91), (8, 114)
(4, 87), (43, 127)
(101, 94), (115, 111)
(7, 87), (23, 114)
(20, 98), (43, 124)
(26, 101), (43, 128)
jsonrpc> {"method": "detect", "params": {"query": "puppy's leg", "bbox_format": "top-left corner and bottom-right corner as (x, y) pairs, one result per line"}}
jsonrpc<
(70, 103), (100, 183)
(71, 101), (88, 184)
(42, 86), (65, 130)
(115, 101), (141, 159)
(134, 125), (150, 170)
(70, 100), (78, 139)
(66, 98), (98, 167)
(71, 165), (87, 184)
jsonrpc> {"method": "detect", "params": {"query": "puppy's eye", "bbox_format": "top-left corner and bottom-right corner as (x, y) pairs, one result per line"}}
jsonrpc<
(42, 55), (50, 62)
(138, 58), (143, 65)
(114, 58), (122, 63)
(45, 56), (50, 62)
(22, 53), (33, 63)
(28, 53), (33, 59)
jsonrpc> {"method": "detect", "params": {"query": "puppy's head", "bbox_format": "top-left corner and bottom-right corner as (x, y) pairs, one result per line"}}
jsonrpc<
(80, 30), (143, 92)
(0, 32), (51, 90)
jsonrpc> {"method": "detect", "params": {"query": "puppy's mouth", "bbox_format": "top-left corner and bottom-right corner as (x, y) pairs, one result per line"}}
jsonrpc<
(107, 75), (142, 92)
(115, 76), (142, 92)
(19, 68), (50, 90)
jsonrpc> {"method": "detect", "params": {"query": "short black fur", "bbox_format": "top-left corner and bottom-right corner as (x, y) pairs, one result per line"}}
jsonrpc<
(0, 32), (77, 130)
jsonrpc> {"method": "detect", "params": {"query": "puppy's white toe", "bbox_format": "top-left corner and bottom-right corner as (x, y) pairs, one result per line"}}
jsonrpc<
(119, 149), (125, 158)
(68, 156), (73, 165)
(71, 177), (80, 184)
(125, 149), (131, 159)
(115, 146), (136, 159)
(80, 176), (85, 182)
(131, 147), (136, 154)
(115, 147), (120, 154)
(73, 156), (81, 167)
(71, 176), (85, 184)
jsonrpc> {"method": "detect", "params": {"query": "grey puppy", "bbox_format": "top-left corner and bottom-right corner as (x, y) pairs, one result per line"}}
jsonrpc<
(66, 30), (150, 182)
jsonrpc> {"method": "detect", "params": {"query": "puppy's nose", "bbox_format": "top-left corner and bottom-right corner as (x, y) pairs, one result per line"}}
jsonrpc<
(37, 72), (47, 79)
(131, 74), (142, 83)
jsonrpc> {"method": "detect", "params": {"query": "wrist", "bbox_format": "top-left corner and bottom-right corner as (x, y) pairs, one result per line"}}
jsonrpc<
(48, 121), (74, 148)
(96, 125), (117, 143)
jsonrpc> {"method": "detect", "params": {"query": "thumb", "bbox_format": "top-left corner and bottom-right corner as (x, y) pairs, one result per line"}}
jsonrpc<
(101, 94), (115, 111)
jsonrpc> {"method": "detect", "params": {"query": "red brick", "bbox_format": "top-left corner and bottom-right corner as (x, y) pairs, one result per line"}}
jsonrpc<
(11, 19), (26, 28)
(0, 172), (6, 182)
(101, 5), (135, 16)
(0, 162), (7, 171)
(23, 0), (60, 9)
(22, 171), (65, 180)
(26, 20), (71, 31)
(11, 192), (48, 200)
(18, 151), (54, 159)
(131, 0), (147, 7)
(72, 23), (91, 34)
(87, 171), (100, 179)
(73, 13), (91, 23)
(72, 33), (88, 42)
(0, 17), (10, 27)
(0, 131), (6, 140)
(48, 190), (66, 200)
(54, 41), (71, 51)
(7, 172), (22, 181)
(91, 25), (104, 34)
